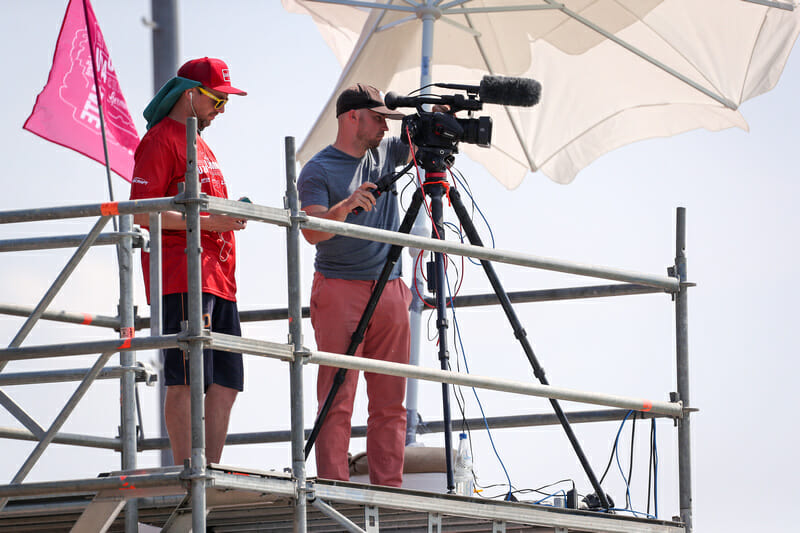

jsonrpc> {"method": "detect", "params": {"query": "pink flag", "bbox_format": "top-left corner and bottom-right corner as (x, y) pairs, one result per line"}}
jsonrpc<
(24, 0), (139, 182)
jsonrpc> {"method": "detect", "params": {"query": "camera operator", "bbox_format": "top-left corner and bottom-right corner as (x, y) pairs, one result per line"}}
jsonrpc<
(297, 83), (412, 488)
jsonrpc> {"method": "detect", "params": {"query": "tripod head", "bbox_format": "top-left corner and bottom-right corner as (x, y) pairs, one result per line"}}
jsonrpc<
(414, 145), (456, 175)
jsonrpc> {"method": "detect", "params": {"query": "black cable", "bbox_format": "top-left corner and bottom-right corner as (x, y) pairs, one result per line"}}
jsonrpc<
(626, 412), (637, 509)
(446, 359), (467, 424)
(599, 428), (618, 485)
(647, 418), (655, 515)
(399, 172), (417, 211)
(490, 478), (574, 504)
(425, 304), (438, 341)
(451, 167), (477, 221)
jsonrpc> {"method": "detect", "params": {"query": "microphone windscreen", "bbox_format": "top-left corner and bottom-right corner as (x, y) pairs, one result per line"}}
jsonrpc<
(479, 76), (541, 107)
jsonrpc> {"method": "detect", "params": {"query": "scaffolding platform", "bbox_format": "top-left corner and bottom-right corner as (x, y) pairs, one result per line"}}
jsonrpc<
(0, 465), (684, 532)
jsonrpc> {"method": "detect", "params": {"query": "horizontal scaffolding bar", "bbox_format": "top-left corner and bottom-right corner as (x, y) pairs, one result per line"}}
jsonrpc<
(0, 407), (670, 453)
(203, 334), (683, 416)
(0, 232), (145, 252)
(0, 335), (179, 362)
(0, 497), (90, 517)
(141, 284), (665, 327)
(0, 304), (123, 329)
(208, 332), (295, 361)
(0, 471), (184, 498)
(0, 198), (176, 224)
(416, 408), (665, 433)
(203, 196), (291, 227)
(238, 307), (309, 322)
(300, 215), (680, 291)
(0, 427), (121, 450)
(0, 364), (157, 386)
(0, 332), (683, 417)
(428, 283), (667, 308)
(307, 349), (682, 417)
(134, 408), (663, 450)
(207, 469), (297, 498)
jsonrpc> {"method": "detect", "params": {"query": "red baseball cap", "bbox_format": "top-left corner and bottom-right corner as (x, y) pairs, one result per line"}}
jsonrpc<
(177, 57), (247, 95)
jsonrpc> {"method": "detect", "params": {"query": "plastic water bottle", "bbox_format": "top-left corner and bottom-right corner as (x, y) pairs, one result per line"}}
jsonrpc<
(454, 432), (474, 496)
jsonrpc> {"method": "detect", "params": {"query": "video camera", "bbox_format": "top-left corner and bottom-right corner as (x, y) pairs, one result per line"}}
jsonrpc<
(384, 75), (541, 153)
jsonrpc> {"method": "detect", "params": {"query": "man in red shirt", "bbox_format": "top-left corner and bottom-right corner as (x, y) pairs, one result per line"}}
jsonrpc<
(129, 57), (247, 465)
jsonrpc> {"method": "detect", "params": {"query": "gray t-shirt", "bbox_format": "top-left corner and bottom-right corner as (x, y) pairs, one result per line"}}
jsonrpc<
(298, 138), (410, 280)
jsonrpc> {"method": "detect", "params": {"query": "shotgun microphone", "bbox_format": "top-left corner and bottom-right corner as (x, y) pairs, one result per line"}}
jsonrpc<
(436, 75), (541, 107)
(478, 75), (541, 106)
(385, 76), (541, 110)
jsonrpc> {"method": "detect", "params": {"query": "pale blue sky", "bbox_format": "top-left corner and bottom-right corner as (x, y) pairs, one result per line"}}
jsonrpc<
(1, 2), (799, 531)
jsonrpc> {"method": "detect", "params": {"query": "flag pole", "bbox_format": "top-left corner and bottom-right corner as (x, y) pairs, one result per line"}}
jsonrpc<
(81, 0), (118, 231)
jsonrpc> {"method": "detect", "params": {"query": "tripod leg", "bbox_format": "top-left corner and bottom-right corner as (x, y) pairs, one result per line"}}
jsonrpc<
(449, 188), (611, 509)
(426, 182), (456, 492)
(304, 189), (425, 460)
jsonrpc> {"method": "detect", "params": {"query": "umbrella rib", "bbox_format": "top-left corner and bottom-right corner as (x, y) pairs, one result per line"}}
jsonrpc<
(738, 11), (771, 105)
(377, 14), (418, 32)
(303, 0), (416, 12)
(439, 0), (470, 9)
(543, 0), (739, 110)
(438, 14), (482, 36)
(460, 10), (540, 172)
(742, 0), (795, 11)
(441, 2), (561, 14)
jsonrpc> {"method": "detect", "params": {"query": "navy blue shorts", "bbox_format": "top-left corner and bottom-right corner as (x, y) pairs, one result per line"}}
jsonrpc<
(162, 293), (244, 392)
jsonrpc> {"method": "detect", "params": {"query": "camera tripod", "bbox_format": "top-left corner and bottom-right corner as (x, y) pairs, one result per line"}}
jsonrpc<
(304, 146), (611, 508)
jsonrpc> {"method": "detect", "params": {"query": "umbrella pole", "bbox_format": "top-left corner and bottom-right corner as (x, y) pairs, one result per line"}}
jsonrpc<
(304, 189), (425, 461)
(448, 186), (613, 510)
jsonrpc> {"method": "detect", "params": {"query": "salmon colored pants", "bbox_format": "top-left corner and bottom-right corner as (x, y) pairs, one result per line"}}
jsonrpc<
(310, 272), (411, 487)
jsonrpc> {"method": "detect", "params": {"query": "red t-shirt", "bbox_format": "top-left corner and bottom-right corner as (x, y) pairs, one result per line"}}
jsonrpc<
(130, 118), (236, 302)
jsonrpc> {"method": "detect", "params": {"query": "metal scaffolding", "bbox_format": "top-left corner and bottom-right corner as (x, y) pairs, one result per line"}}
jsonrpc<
(0, 125), (693, 532)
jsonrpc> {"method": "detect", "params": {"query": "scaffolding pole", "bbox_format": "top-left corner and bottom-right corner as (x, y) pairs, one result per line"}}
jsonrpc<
(0, 365), (156, 386)
(183, 118), (208, 533)
(285, 136), (308, 532)
(304, 348), (681, 417)
(0, 197), (176, 224)
(0, 230), (144, 252)
(116, 212), (138, 531)
(674, 207), (693, 531)
(148, 210), (169, 468)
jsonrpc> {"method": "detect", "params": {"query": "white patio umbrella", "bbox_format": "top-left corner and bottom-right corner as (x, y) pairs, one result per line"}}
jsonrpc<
(282, 2), (800, 528)
(283, 0), (800, 188)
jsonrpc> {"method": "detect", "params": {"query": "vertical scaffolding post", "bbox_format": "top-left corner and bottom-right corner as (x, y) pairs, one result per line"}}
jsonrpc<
(148, 213), (169, 467)
(284, 136), (307, 532)
(674, 207), (692, 531)
(184, 118), (207, 532)
(116, 213), (138, 531)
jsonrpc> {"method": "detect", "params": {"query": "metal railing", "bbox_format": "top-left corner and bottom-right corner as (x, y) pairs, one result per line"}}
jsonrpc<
(0, 125), (693, 532)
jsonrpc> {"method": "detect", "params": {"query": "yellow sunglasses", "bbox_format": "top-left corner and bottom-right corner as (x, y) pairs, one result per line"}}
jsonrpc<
(196, 86), (228, 109)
